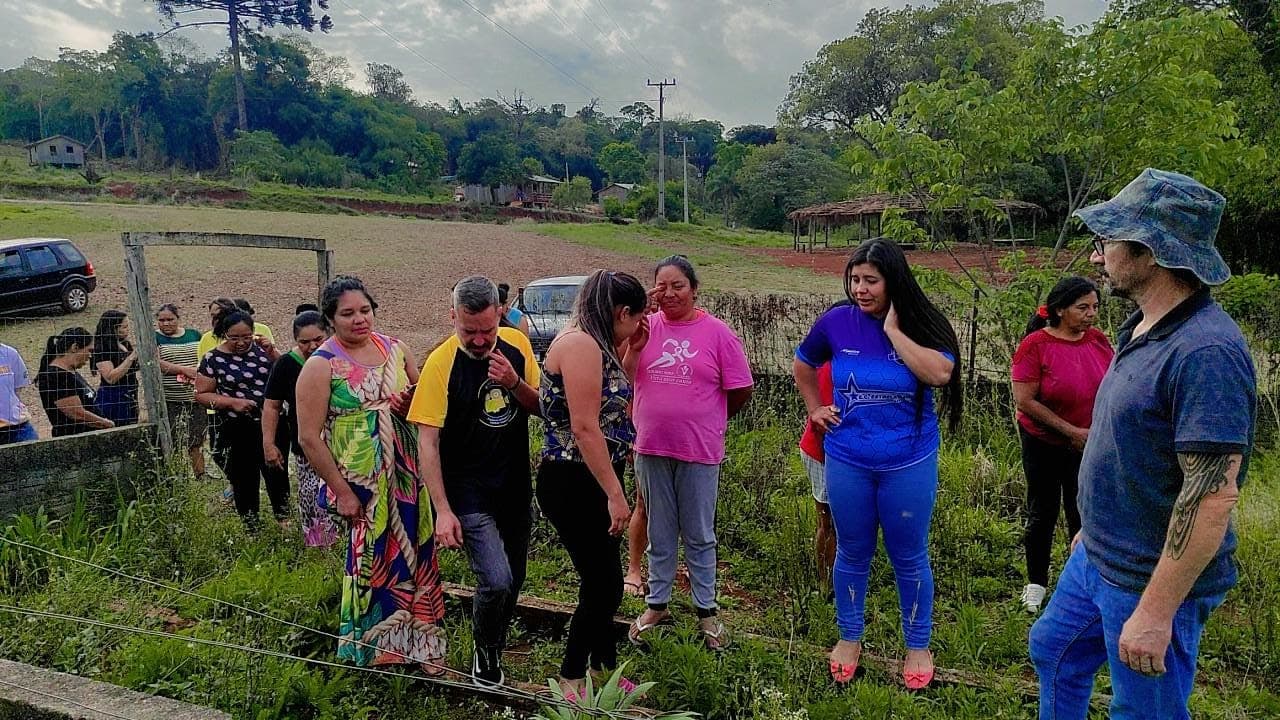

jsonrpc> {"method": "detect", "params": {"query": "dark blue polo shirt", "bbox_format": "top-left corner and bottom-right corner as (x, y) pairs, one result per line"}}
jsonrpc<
(1079, 289), (1256, 598)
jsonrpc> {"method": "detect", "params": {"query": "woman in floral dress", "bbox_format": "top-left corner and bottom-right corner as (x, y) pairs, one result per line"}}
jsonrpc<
(296, 276), (447, 673)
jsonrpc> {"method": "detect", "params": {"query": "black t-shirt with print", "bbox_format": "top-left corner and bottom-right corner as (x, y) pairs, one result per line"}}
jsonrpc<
(409, 328), (539, 516)
(197, 345), (272, 418)
(36, 366), (98, 437)
(265, 351), (305, 453)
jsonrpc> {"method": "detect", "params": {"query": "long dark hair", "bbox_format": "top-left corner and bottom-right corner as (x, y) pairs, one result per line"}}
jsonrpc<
(846, 238), (962, 432)
(1024, 276), (1099, 337)
(293, 309), (325, 338)
(92, 310), (130, 375)
(571, 269), (647, 369)
(39, 327), (92, 374)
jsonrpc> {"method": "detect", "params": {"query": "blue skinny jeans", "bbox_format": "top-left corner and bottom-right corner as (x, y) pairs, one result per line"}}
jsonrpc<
(826, 451), (937, 649)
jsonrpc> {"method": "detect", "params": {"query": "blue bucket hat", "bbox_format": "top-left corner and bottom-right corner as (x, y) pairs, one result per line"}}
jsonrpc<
(1073, 168), (1230, 286)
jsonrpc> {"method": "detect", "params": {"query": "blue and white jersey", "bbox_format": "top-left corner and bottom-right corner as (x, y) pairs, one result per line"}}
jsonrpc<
(796, 304), (948, 470)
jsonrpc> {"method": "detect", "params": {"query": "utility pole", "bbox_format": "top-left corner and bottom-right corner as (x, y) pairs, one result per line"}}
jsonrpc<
(675, 135), (690, 223)
(647, 78), (675, 221)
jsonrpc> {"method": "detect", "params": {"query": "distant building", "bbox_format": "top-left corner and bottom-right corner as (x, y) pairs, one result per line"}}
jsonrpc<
(25, 135), (87, 168)
(459, 174), (564, 209)
(597, 182), (637, 204)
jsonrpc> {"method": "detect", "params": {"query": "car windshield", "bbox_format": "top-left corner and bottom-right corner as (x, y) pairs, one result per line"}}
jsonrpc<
(522, 284), (579, 315)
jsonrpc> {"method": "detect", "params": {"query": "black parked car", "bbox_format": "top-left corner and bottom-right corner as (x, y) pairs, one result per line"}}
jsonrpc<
(0, 238), (97, 314)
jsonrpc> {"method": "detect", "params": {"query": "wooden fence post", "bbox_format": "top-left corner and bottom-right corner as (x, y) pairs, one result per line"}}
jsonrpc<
(316, 249), (334, 304)
(122, 235), (173, 460)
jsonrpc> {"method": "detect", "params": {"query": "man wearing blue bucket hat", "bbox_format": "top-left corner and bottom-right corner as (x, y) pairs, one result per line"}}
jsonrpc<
(1029, 169), (1257, 719)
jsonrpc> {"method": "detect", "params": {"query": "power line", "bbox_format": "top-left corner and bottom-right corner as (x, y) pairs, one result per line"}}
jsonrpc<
(449, 0), (601, 98)
(541, 0), (630, 77)
(591, 0), (666, 77)
(334, 0), (482, 98)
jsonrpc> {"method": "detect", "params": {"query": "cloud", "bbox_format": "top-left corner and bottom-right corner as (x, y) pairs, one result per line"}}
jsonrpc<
(0, 0), (1107, 128)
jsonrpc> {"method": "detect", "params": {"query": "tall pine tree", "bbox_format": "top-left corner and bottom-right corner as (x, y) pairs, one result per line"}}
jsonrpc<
(153, 0), (332, 130)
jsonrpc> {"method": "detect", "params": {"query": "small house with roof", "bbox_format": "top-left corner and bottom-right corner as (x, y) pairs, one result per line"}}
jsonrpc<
(597, 182), (637, 204)
(25, 135), (87, 168)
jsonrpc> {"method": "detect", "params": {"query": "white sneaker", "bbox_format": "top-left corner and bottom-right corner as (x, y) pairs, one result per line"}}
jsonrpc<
(1021, 583), (1047, 613)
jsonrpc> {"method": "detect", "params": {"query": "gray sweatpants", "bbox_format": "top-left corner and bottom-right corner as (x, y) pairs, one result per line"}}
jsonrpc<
(635, 453), (721, 610)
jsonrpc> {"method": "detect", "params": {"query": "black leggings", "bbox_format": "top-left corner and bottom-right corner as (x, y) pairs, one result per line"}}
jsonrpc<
(218, 414), (290, 521)
(536, 459), (626, 680)
(1020, 427), (1083, 587)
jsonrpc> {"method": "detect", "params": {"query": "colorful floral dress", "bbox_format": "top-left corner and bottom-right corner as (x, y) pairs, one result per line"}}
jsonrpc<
(313, 333), (447, 667)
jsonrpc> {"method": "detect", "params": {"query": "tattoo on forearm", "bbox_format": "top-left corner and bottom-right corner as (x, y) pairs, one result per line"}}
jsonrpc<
(1167, 453), (1236, 560)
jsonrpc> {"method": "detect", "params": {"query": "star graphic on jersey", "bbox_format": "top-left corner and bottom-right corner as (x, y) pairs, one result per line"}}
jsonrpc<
(836, 372), (912, 413)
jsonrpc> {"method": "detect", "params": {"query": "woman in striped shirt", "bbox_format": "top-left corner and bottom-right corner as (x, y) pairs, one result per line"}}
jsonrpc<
(155, 304), (208, 479)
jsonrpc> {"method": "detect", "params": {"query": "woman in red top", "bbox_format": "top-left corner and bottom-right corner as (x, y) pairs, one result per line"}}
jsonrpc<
(798, 362), (835, 591)
(1011, 276), (1113, 613)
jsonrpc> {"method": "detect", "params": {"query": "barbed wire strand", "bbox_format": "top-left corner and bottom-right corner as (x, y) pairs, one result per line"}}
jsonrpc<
(0, 603), (650, 719)
(0, 676), (143, 720)
(0, 539), (650, 719)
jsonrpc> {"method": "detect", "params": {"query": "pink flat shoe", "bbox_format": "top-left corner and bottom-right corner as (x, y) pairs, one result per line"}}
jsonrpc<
(829, 660), (857, 684)
(903, 666), (934, 690)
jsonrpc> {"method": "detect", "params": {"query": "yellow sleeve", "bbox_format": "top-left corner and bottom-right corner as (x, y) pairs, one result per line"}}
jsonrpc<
(254, 322), (276, 343)
(406, 338), (456, 427)
(196, 331), (217, 361)
(499, 326), (540, 386)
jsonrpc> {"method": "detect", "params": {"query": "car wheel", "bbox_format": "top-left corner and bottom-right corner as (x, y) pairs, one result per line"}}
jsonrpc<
(61, 282), (89, 313)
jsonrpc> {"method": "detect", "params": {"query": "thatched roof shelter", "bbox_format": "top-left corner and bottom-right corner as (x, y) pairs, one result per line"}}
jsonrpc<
(788, 193), (1045, 252)
(787, 193), (1044, 222)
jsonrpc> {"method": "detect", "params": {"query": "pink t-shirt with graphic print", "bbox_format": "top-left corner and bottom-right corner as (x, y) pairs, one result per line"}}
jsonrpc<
(633, 310), (754, 465)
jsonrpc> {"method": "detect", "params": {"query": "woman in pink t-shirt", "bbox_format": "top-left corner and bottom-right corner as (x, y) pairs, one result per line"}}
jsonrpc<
(1011, 276), (1113, 614)
(626, 256), (754, 652)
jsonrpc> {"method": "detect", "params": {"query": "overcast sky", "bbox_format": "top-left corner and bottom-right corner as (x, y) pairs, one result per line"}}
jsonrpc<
(0, 0), (1107, 128)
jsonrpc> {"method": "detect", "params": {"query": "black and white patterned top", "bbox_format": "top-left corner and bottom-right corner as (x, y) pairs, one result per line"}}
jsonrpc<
(197, 344), (272, 418)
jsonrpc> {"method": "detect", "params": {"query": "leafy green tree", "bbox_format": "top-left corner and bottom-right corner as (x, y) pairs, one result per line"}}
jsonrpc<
(727, 125), (776, 145)
(780, 0), (1044, 133)
(597, 142), (646, 184)
(152, 0), (333, 130)
(732, 143), (849, 230)
(705, 142), (750, 221)
(228, 128), (287, 183)
(552, 176), (592, 210)
(457, 134), (522, 190)
(56, 49), (117, 162)
(536, 118), (589, 180)
(365, 62), (412, 104)
(1013, 9), (1260, 250)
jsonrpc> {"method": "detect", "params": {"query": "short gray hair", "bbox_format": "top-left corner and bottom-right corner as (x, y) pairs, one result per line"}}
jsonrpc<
(453, 275), (499, 313)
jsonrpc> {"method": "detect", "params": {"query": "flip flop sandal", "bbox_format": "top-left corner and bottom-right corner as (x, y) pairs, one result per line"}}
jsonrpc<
(829, 660), (858, 684)
(627, 610), (671, 646)
(698, 616), (730, 653)
(623, 579), (646, 596)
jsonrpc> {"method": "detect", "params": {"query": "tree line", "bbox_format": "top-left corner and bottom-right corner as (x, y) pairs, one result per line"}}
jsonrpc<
(0, 0), (1277, 271)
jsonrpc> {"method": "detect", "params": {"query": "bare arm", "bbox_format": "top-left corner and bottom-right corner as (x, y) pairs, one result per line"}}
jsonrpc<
(1142, 453), (1241, 616)
(1119, 452), (1241, 674)
(793, 359), (837, 432)
(296, 357), (359, 511)
(156, 353), (197, 378)
(727, 386), (753, 418)
(96, 353), (137, 385)
(556, 334), (624, 499)
(1012, 381), (1088, 448)
(884, 325), (954, 387)
(193, 374), (253, 413)
(53, 395), (113, 429)
(415, 424), (464, 548)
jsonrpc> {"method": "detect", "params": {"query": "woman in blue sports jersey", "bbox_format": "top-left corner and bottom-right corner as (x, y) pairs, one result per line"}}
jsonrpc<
(793, 238), (962, 690)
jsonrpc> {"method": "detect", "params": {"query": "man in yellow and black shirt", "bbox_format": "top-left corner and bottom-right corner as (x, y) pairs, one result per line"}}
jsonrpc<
(407, 275), (540, 687)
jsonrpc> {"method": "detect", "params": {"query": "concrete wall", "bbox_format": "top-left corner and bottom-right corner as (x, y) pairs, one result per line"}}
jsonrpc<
(0, 659), (230, 720)
(0, 425), (157, 520)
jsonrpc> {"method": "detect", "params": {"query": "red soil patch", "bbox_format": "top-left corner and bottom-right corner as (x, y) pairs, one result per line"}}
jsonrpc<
(761, 242), (1076, 283)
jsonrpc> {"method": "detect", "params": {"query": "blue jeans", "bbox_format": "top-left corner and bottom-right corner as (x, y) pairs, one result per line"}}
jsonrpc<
(1029, 544), (1225, 719)
(0, 422), (37, 445)
(826, 452), (937, 649)
(458, 507), (530, 651)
